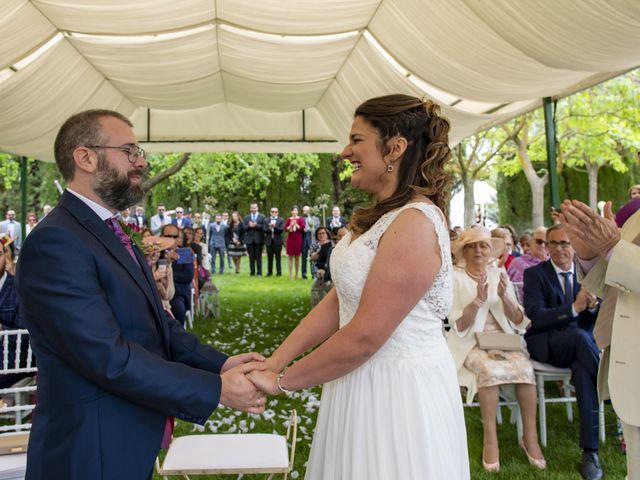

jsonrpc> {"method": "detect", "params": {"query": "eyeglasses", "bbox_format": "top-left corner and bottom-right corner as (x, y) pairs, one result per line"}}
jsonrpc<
(548, 240), (572, 248)
(162, 234), (180, 239)
(86, 144), (145, 163)
(534, 239), (547, 246)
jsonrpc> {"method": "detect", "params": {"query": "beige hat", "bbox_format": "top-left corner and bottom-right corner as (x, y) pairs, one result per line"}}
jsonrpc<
(142, 235), (176, 252)
(451, 226), (505, 267)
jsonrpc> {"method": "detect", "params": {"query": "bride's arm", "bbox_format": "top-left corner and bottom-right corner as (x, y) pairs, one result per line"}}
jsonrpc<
(267, 288), (340, 372)
(250, 209), (441, 393)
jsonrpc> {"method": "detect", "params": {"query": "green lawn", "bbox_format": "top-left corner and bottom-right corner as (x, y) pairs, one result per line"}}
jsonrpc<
(156, 257), (627, 479)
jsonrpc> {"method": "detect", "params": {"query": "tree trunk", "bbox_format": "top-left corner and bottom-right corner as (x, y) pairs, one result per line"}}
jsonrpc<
(529, 174), (548, 228)
(462, 176), (476, 227)
(141, 152), (191, 192)
(587, 163), (599, 210)
(331, 154), (343, 206)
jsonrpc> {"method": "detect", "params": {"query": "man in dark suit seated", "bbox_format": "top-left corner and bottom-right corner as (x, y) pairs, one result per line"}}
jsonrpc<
(523, 224), (603, 480)
(0, 242), (32, 389)
(16, 109), (267, 480)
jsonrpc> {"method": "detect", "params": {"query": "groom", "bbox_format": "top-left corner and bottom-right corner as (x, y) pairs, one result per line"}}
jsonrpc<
(17, 109), (267, 480)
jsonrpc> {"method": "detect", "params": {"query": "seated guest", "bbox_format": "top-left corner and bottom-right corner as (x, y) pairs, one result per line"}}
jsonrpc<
(447, 227), (545, 472)
(499, 224), (521, 257)
(519, 232), (532, 256)
(142, 235), (177, 317)
(0, 242), (32, 389)
(310, 227), (333, 307)
(491, 227), (514, 270)
(161, 224), (193, 326)
(508, 226), (548, 299)
(523, 224), (602, 480)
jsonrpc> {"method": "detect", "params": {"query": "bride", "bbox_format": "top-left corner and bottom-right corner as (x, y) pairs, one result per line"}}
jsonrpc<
(249, 94), (470, 479)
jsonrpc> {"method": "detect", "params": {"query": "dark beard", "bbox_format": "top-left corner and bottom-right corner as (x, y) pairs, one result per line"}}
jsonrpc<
(93, 156), (145, 211)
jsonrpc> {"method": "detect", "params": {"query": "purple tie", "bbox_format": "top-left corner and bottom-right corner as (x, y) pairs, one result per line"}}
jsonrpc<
(104, 217), (138, 265)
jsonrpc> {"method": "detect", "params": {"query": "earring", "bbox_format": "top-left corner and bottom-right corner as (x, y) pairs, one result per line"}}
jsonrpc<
(387, 163), (394, 172)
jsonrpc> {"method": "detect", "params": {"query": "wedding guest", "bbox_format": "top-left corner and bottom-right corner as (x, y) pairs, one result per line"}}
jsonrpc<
(226, 211), (246, 274)
(243, 203), (266, 276)
(221, 211), (233, 270)
(162, 224), (193, 326)
(0, 210), (21, 252)
(133, 205), (147, 228)
(629, 184), (640, 200)
(208, 214), (228, 275)
(520, 232), (532, 256)
(310, 227), (333, 307)
(301, 205), (320, 280)
(248, 94), (470, 479)
(285, 206), (305, 280)
(325, 205), (347, 237)
(447, 227), (545, 472)
(193, 227), (210, 273)
(25, 212), (38, 236)
(507, 226), (548, 300)
(0, 236), (16, 276)
(264, 207), (284, 277)
(491, 227), (514, 270)
(120, 207), (135, 226)
(499, 224), (521, 257)
(142, 235), (177, 316)
(172, 207), (191, 229)
(150, 204), (171, 234)
(41, 204), (52, 220)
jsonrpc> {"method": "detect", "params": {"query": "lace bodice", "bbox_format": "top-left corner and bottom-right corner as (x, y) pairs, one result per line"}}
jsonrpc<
(330, 203), (453, 360)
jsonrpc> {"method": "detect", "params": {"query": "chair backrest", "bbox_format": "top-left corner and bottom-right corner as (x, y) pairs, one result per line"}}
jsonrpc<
(0, 329), (37, 433)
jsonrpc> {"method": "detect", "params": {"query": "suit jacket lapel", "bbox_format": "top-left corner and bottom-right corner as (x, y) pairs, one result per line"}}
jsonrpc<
(59, 193), (167, 334)
(542, 260), (565, 305)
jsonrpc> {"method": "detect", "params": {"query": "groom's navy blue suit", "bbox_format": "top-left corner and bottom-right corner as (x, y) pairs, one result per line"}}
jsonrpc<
(17, 191), (228, 479)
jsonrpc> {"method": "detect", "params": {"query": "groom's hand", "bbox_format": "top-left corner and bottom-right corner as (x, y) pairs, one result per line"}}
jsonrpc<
(221, 352), (265, 373)
(220, 361), (267, 413)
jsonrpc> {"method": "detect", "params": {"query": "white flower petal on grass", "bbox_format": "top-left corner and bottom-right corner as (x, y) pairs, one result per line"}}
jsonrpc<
(290, 471), (299, 478)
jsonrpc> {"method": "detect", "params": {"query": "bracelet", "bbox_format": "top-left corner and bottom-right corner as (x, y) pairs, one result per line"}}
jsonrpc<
(277, 368), (295, 397)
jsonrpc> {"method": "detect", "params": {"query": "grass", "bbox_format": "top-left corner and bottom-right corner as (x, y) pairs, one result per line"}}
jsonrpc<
(155, 256), (628, 479)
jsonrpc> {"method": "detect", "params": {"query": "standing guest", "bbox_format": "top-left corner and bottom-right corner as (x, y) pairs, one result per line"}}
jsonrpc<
(561, 199), (640, 480)
(325, 205), (347, 234)
(193, 227), (210, 273)
(264, 207), (284, 277)
(208, 214), (227, 275)
(310, 226), (333, 307)
(629, 184), (640, 200)
(192, 212), (202, 230)
(243, 203), (266, 276)
(447, 227), (545, 472)
(226, 211), (246, 274)
(285, 206), (305, 280)
(133, 205), (147, 228)
(172, 207), (191, 229)
(201, 212), (211, 243)
(0, 236), (16, 276)
(221, 211), (233, 270)
(25, 212), (38, 236)
(120, 207), (135, 226)
(0, 210), (22, 252)
(41, 204), (52, 220)
(248, 94), (469, 479)
(150, 204), (171, 234)
(301, 205), (320, 280)
(523, 224), (602, 480)
(16, 109), (266, 480)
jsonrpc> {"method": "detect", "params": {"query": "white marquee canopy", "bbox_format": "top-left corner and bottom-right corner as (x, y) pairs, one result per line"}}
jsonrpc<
(1, 0), (639, 161)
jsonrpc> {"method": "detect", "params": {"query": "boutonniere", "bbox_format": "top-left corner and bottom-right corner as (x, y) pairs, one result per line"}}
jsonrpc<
(119, 221), (144, 250)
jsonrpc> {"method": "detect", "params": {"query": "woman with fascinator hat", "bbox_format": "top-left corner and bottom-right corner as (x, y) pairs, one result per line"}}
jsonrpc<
(249, 94), (469, 479)
(447, 226), (546, 473)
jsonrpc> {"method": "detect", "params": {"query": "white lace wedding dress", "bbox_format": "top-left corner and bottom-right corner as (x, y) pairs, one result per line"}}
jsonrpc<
(305, 203), (470, 480)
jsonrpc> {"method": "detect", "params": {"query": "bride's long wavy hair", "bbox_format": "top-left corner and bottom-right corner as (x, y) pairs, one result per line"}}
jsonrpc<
(349, 94), (452, 236)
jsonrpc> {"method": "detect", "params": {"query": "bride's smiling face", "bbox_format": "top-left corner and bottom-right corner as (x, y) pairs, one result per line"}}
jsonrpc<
(341, 116), (396, 200)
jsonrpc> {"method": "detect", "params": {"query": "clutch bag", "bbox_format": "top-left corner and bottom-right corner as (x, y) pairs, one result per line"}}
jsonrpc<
(475, 332), (522, 351)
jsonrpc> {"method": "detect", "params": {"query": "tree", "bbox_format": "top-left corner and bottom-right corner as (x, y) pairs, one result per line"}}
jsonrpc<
(556, 71), (640, 209)
(450, 130), (509, 227)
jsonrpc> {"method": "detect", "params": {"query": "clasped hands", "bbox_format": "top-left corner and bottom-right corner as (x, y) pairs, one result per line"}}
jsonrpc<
(218, 353), (285, 414)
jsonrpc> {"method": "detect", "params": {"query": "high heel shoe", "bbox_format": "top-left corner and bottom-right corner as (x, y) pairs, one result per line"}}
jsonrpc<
(519, 439), (547, 470)
(482, 451), (500, 473)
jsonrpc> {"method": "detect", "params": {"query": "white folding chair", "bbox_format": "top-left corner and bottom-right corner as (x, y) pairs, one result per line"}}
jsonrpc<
(156, 410), (297, 479)
(531, 360), (605, 447)
(197, 283), (220, 319)
(0, 329), (37, 478)
(184, 288), (196, 330)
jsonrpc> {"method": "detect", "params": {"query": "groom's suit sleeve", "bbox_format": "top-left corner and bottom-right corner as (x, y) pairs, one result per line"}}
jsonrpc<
(18, 224), (223, 424)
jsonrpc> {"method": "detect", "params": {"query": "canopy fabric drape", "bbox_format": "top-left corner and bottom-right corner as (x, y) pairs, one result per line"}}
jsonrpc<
(1, 0), (639, 161)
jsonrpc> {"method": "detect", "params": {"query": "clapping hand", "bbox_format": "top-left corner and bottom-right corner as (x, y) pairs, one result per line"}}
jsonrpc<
(497, 271), (508, 299)
(559, 200), (620, 259)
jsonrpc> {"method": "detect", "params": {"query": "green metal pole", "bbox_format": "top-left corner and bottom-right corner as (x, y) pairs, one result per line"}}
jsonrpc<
(543, 97), (560, 208)
(19, 156), (28, 243)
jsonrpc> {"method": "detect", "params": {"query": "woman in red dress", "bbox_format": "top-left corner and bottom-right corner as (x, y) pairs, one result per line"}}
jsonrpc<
(285, 206), (305, 280)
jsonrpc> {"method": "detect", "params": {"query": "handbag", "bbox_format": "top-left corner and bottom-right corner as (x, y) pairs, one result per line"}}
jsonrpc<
(475, 332), (522, 351)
